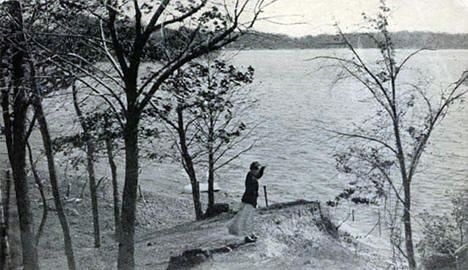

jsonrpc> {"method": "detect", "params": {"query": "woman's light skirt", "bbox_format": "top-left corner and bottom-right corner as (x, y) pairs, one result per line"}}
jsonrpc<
(228, 203), (255, 236)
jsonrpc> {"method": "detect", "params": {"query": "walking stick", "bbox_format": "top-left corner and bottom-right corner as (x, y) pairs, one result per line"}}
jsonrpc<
(263, 185), (268, 207)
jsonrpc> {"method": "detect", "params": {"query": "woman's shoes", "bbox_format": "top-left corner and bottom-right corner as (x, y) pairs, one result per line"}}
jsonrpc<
(245, 234), (258, 243)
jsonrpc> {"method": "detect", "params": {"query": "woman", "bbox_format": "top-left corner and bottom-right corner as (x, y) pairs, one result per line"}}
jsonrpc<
(241, 161), (266, 208)
(229, 161), (266, 236)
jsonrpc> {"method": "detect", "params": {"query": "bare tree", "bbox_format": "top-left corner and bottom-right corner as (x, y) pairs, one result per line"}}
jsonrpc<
(313, 2), (468, 269)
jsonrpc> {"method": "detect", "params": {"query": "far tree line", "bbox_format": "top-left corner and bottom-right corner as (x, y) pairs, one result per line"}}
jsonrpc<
(229, 31), (468, 50)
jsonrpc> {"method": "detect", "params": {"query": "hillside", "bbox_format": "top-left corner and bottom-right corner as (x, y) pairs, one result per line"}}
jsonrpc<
(35, 13), (468, 53)
(36, 190), (387, 269)
(174, 202), (386, 270)
(228, 31), (468, 50)
(34, 14), (468, 53)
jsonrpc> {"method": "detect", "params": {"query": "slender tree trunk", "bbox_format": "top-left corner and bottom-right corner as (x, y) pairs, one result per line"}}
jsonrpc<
(24, 8), (76, 264)
(10, 105), (37, 270)
(403, 181), (416, 270)
(0, 170), (12, 270)
(392, 112), (416, 270)
(0, 26), (7, 270)
(176, 106), (203, 220)
(10, 106), (37, 270)
(117, 111), (139, 270)
(0, 47), (12, 269)
(85, 142), (101, 248)
(72, 85), (100, 248)
(207, 119), (215, 211)
(207, 144), (215, 211)
(105, 133), (120, 238)
(26, 142), (48, 247)
(0, 200), (6, 270)
(0, 70), (7, 270)
(32, 98), (76, 270)
(5, 171), (22, 269)
(1, 101), (24, 270)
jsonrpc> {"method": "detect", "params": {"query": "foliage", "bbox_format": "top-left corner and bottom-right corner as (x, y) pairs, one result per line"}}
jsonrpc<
(451, 189), (468, 244)
(417, 188), (468, 269)
(52, 107), (120, 161)
(332, 145), (394, 205)
(154, 58), (255, 169)
(418, 212), (458, 257)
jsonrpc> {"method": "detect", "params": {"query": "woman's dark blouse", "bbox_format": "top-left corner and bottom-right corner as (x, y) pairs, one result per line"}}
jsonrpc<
(241, 167), (265, 207)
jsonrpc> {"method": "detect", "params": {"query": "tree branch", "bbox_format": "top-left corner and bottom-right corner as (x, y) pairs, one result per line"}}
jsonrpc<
(149, 0), (208, 34)
(99, 19), (124, 79)
(137, 22), (240, 113)
(214, 141), (255, 171)
(133, 0), (142, 37)
(395, 48), (429, 78)
(338, 27), (393, 109)
(325, 128), (397, 154)
(106, 0), (129, 75)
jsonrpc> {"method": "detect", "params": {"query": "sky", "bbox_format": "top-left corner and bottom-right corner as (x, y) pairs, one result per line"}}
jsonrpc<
(250, 0), (468, 36)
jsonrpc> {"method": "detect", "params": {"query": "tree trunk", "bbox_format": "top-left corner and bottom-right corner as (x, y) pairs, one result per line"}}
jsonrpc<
(5, 171), (22, 269)
(32, 98), (76, 270)
(403, 181), (416, 270)
(176, 106), (203, 220)
(392, 112), (416, 270)
(26, 142), (48, 247)
(3, 2), (38, 268)
(10, 101), (37, 270)
(117, 112), (139, 270)
(72, 85), (100, 248)
(0, 198), (6, 270)
(207, 145), (215, 211)
(207, 119), (215, 211)
(105, 133), (120, 238)
(86, 141), (101, 248)
(0, 141), (21, 270)
(0, 170), (12, 270)
(0, 32), (7, 270)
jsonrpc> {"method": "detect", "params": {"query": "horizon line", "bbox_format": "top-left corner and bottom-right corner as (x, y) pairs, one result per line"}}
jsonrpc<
(247, 29), (468, 39)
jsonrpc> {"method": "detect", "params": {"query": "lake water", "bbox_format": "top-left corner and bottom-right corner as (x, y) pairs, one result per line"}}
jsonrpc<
(209, 49), (468, 248)
(222, 49), (467, 206)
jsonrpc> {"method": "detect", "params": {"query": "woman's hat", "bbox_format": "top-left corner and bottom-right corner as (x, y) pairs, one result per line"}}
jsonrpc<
(250, 161), (260, 170)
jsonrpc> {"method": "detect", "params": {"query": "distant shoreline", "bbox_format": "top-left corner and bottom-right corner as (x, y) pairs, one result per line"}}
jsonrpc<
(227, 31), (468, 50)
